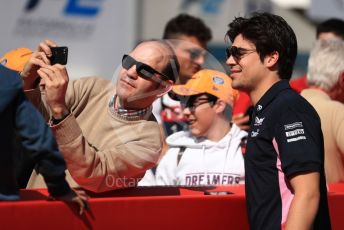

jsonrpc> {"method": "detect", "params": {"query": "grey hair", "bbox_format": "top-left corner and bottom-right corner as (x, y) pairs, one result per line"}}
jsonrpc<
(307, 40), (344, 90)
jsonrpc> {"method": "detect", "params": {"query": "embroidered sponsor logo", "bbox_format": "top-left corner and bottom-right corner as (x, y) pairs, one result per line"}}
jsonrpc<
(284, 122), (303, 130)
(212, 76), (224, 85)
(251, 129), (259, 137)
(285, 129), (304, 137)
(257, 105), (263, 111)
(287, 136), (306, 143)
(254, 117), (265, 126)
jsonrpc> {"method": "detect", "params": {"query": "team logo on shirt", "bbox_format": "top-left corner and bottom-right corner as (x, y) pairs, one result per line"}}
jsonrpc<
(254, 117), (265, 126)
(287, 136), (306, 142)
(251, 129), (259, 137)
(284, 122), (303, 130)
(284, 122), (307, 142)
(285, 129), (304, 137)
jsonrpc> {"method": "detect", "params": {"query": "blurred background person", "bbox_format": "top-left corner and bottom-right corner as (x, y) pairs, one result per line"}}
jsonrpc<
(155, 69), (246, 186)
(140, 14), (213, 186)
(291, 18), (344, 93)
(153, 13), (212, 138)
(301, 40), (344, 183)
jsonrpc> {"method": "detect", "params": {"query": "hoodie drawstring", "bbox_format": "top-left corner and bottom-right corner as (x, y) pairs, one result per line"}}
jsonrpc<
(221, 134), (233, 184)
(201, 145), (207, 184)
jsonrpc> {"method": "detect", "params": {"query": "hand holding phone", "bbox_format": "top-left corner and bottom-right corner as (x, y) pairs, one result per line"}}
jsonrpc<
(50, 47), (68, 65)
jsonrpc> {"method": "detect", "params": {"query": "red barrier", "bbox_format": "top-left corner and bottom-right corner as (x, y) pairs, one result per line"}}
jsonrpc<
(0, 184), (343, 230)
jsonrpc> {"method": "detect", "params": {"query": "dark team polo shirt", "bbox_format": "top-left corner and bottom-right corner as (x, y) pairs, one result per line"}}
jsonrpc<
(245, 80), (331, 230)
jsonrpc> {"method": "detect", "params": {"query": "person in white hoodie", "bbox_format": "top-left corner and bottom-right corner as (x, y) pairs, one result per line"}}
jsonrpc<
(154, 69), (247, 186)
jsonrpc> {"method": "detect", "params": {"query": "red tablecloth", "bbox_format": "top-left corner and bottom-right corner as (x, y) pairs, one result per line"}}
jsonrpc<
(0, 184), (343, 230)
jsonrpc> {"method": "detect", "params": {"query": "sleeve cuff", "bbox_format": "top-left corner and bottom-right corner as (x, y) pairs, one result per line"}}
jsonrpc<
(50, 114), (83, 145)
(284, 162), (322, 178)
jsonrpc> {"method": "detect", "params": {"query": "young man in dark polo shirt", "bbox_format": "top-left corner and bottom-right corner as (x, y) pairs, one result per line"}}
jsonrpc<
(225, 12), (331, 229)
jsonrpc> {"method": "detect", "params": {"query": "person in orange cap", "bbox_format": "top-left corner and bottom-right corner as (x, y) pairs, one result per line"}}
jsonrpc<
(0, 48), (33, 72)
(151, 69), (247, 186)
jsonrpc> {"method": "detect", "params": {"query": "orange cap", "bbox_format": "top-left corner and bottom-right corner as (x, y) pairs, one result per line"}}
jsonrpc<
(0, 47), (33, 72)
(172, 69), (238, 107)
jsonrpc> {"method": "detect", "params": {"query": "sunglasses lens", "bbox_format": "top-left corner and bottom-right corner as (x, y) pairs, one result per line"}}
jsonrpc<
(122, 55), (135, 70)
(226, 48), (231, 59)
(191, 50), (200, 60)
(138, 66), (154, 79)
(232, 47), (240, 59)
(122, 54), (168, 82)
(226, 47), (242, 60)
(187, 49), (206, 60)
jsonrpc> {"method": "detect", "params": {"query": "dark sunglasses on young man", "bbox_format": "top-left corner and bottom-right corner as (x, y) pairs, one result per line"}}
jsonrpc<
(122, 54), (169, 82)
(185, 48), (207, 61)
(225, 46), (256, 61)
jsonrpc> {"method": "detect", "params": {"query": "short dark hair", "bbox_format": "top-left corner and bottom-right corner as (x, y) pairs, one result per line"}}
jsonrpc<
(226, 12), (298, 80)
(163, 14), (212, 44)
(316, 18), (344, 40)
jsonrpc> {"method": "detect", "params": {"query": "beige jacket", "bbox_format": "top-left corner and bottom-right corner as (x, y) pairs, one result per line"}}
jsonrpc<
(26, 77), (162, 192)
(301, 88), (344, 183)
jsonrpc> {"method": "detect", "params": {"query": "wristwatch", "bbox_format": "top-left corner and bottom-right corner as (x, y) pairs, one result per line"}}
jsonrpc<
(51, 112), (70, 125)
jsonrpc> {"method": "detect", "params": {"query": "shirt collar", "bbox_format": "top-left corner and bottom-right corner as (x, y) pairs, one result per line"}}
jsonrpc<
(254, 80), (291, 115)
(108, 95), (152, 121)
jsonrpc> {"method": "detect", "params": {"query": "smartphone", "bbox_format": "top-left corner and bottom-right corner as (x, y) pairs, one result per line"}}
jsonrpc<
(50, 46), (68, 65)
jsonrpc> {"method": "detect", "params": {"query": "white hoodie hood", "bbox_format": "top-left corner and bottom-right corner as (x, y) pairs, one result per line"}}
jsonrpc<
(155, 124), (247, 186)
(166, 123), (247, 149)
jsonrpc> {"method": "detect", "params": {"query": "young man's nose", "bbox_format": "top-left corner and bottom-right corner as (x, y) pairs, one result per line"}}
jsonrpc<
(193, 55), (205, 66)
(226, 55), (237, 66)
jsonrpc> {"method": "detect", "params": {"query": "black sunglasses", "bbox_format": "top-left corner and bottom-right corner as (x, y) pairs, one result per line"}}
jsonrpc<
(180, 94), (217, 113)
(185, 48), (207, 61)
(225, 46), (256, 61)
(122, 54), (169, 82)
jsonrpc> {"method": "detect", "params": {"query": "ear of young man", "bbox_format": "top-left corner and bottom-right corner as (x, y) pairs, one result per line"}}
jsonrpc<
(265, 51), (279, 68)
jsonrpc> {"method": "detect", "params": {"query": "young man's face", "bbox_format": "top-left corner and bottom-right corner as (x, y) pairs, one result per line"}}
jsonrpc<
(116, 42), (171, 109)
(173, 35), (207, 84)
(226, 34), (266, 92)
(182, 94), (216, 138)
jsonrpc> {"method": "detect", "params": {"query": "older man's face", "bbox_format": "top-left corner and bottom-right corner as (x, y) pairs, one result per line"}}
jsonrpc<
(116, 42), (171, 109)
